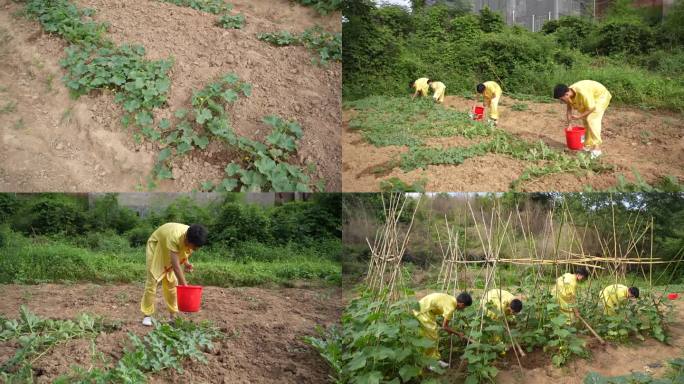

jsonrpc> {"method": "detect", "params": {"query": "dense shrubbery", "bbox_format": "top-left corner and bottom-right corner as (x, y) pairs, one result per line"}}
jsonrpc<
(0, 193), (342, 285)
(343, 1), (684, 111)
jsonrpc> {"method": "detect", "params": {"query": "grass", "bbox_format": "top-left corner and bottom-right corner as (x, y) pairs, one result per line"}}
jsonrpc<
(0, 100), (16, 114)
(345, 96), (492, 147)
(347, 95), (612, 190)
(0, 231), (341, 287)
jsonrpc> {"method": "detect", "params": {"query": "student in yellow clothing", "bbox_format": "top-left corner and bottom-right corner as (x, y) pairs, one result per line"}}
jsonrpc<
(413, 292), (472, 367)
(428, 79), (446, 103)
(140, 223), (208, 326)
(482, 288), (523, 320)
(410, 77), (430, 99)
(551, 267), (589, 322)
(600, 284), (639, 315)
(553, 81), (612, 159)
(476, 81), (502, 125)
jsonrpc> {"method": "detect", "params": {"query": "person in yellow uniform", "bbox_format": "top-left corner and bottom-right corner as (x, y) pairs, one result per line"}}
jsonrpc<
(553, 81), (612, 159)
(482, 288), (523, 320)
(551, 267), (589, 322)
(413, 292), (472, 367)
(410, 77), (430, 99)
(428, 79), (446, 104)
(476, 81), (502, 126)
(599, 284), (639, 315)
(140, 223), (208, 326)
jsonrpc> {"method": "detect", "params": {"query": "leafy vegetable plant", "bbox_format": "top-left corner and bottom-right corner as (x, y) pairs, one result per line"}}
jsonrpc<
(217, 13), (245, 29)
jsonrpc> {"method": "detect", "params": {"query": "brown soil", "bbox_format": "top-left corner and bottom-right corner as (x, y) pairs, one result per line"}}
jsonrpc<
(0, 283), (343, 383)
(441, 299), (684, 384)
(342, 95), (684, 192)
(0, 0), (341, 192)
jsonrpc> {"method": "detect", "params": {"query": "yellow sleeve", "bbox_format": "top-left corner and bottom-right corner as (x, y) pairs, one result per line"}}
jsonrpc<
(557, 274), (577, 301)
(441, 299), (457, 321)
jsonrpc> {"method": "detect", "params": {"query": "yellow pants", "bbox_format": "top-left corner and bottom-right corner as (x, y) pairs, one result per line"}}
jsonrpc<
(433, 88), (445, 103)
(415, 312), (441, 359)
(486, 95), (500, 120)
(583, 93), (611, 148)
(140, 242), (178, 316)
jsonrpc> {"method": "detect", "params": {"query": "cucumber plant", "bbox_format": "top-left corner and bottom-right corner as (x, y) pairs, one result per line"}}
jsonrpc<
(258, 26), (341, 65)
(217, 13), (245, 29)
(294, 0), (342, 15)
(155, 0), (233, 14)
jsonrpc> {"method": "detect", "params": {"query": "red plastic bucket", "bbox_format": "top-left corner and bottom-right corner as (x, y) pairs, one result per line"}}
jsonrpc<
(565, 126), (586, 150)
(177, 285), (203, 312)
(473, 106), (484, 121)
(668, 293), (679, 300)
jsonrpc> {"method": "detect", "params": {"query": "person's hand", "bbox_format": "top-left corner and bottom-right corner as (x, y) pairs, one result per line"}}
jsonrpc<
(184, 263), (194, 273)
(570, 114), (582, 120)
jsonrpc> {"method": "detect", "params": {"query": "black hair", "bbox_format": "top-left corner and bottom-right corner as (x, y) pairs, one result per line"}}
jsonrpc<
(476, 83), (485, 93)
(575, 267), (589, 279)
(553, 84), (569, 99)
(510, 299), (523, 314)
(187, 224), (208, 247)
(457, 292), (473, 307)
(428, 79), (437, 84)
(629, 286), (640, 298)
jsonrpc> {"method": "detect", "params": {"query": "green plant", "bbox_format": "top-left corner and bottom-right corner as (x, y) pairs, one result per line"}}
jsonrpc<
(0, 100), (16, 114)
(380, 177), (427, 192)
(511, 103), (528, 111)
(24, 0), (110, 48)
(155, 0), (233, 14)
(307, 292), (442, 383)
(0, 306), (118, 382)
(294, 0), (341, 15)
(217, 13), (245, 29)
(258, 27), (341, 65)
(54, 318), (222, 383)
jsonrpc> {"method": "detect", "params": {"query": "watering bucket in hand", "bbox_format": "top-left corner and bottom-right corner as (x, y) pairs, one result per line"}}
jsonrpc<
(177, 285), (203, 312)
(565, 126), (586, 150)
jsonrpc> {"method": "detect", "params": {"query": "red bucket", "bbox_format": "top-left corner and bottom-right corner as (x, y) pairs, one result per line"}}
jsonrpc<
(473, 106), (484, 121)
(668, 293), (679, 300)
(565, 126), (586, 150)
(177, 285), (203, 312)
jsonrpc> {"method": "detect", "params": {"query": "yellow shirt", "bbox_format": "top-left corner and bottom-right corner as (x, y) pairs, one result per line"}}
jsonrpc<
(147, 223), (193, 281)
(430, 81), (446, 93)
(413, 293), (457, 324)
(483, 289), (515, 320)
(554, 273), (578, 303)
(413, 77), (429, 96)
(569, 80), (611, 113)
(483, 81), (502, 100)
(600, 284), (629, 311)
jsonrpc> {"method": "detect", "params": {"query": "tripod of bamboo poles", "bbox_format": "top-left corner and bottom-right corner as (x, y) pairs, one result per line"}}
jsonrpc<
(365, 193), (421, 302)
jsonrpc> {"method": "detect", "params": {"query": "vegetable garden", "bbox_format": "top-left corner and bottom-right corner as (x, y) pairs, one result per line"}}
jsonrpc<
(313, 193), (684, 383)
(0, 0), (341, 192)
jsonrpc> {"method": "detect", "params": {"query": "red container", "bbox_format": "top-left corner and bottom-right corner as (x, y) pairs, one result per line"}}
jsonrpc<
(565, 126), (586, 150)
(668, 293), (679, 300)
(177, 285), (203, 312)
(473, 106), (484, 121)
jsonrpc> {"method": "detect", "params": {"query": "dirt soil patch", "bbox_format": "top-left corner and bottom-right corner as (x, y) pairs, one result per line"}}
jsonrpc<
(0, 283), (343, 383)
(0, 0), (341, 192)
(342, 95), (684, 192)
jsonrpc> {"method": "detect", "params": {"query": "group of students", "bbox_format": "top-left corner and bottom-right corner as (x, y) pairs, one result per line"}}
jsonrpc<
(413, 267), (639, 368)
(409, 77), (612, 158)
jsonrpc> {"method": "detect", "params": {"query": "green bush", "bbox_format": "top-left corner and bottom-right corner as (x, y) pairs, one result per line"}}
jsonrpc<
(87, 194), (140, 234)
(586, 21), (656, 56)
(0, 194), (19, 223)
(161, 196), (212, 227)
(541, 16), (595, 50)
(11, 195), (87, 236)
(126, 224), (155, 247)
(210, 203), (271, 245)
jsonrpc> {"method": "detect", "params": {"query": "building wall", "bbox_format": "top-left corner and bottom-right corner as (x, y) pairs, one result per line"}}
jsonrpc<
(471, 0), (581, 31)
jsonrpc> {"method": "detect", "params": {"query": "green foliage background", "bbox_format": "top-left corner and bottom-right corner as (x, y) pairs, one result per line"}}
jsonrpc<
(0, 193), (342, 286)
(342, 0), (684, 112)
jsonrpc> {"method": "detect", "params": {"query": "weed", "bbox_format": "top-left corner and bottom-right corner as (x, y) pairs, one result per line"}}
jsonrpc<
(155, 0), (233, 14)
(380, 177), (427, 192)
(45, 73), (55, 93)
(584, 170), (684, 192)
(12, 119), (25, 130)
(511, 103), (529, 111)
(294, 0), (341, 15)
(0, 100), (17, 114)
(217, 13), (245, 29)
(258, 26), (341, 65)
